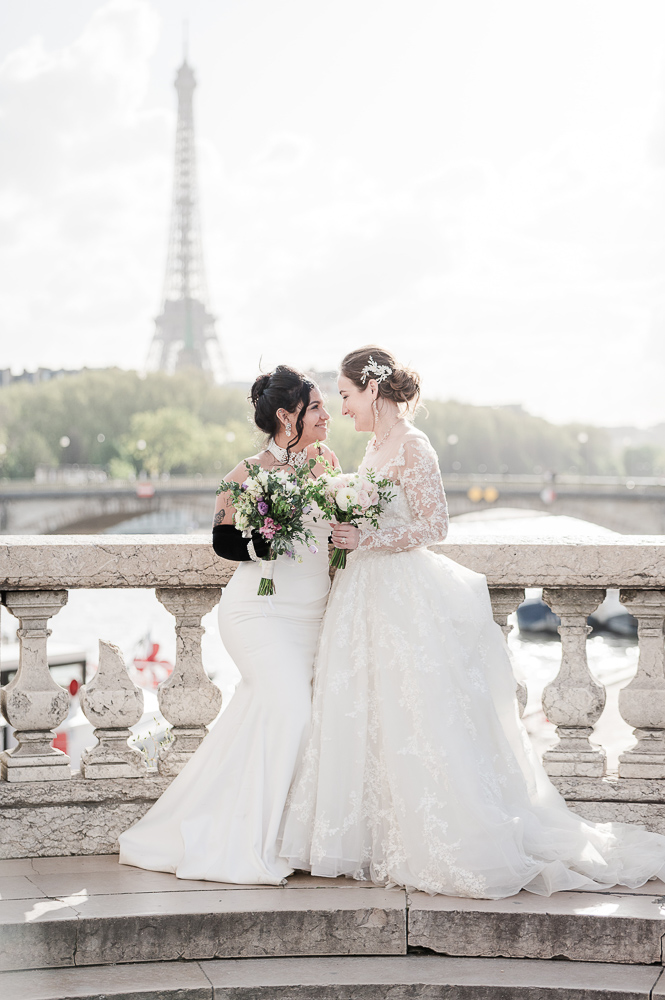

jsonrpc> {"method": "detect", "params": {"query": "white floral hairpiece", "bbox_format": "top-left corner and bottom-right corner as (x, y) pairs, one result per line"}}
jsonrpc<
(360, 355), (393, 384)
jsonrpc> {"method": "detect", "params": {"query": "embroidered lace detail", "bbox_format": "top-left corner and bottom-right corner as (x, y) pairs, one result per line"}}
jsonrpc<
(357, 426), (449, 552)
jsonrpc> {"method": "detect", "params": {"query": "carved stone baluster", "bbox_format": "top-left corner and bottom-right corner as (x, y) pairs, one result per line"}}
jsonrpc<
(79, 641), (145, 778)
(541, 588), (606, 777)
(489, 587), (527, 716)
(0, 591), (70, 781)
(617, 590), (665, 778)
(155, 588), (223, 777)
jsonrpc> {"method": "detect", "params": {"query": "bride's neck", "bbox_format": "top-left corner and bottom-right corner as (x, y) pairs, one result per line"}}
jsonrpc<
(373, 404), (402, 441)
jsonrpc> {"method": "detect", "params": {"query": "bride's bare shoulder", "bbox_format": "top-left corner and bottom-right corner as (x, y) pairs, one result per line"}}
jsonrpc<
(225, 452), (268, 483)
(309, 441), (339, 466)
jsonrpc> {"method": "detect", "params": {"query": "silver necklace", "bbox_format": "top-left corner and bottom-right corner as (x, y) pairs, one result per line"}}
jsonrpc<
(266, 438), (310, 469)
(370, 417), (403, 452)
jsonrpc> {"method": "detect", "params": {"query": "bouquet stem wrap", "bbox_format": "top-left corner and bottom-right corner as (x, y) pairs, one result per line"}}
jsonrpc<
(330, 544), (348, 570)
(258, 556), (277, 596)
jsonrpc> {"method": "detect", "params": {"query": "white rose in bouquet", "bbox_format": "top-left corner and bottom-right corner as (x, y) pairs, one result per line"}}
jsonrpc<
(335, 487), (359, 512)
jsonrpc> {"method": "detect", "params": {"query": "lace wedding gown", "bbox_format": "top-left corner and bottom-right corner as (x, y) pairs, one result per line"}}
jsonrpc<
(119, 510), (331, 885)
(280, 422), (665, 898)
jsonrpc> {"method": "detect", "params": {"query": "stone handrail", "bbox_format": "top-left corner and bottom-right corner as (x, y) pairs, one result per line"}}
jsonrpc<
(2, 533), (665, 858)
(3, 533), (665, 589)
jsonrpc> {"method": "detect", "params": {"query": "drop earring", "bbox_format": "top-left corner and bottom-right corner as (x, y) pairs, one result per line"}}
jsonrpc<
(285, 421), (292, 438)
(372, 399), (379, 426)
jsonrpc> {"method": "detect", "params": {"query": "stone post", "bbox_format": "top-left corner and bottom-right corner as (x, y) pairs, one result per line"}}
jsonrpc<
(489, 587), (527, 717)
(0, 590), (70, 782)
(155, 588), (223, 777)
(617, 590), (665, 778)
(541, 588), (606, 777)
(79, 641), (145, 778)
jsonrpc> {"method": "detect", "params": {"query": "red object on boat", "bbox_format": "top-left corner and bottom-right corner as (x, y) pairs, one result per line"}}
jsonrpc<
(132, 642), (173, 691)
(69, 679), (80, 696)
(52, 731), (68, 754)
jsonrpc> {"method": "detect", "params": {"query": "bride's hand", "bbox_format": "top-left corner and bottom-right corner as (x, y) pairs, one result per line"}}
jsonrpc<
(330, 523), (360, 551)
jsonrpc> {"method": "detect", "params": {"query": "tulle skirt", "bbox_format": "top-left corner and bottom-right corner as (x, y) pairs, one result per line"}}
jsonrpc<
(280, 546), (665, 897)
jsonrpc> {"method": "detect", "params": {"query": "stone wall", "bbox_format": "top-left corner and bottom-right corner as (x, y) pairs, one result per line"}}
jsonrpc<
(3, 534), (665, 859)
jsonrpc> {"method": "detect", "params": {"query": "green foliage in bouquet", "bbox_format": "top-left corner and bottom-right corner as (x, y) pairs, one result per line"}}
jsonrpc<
(217, 462), (318, 595)
(307, 461), (395, 569)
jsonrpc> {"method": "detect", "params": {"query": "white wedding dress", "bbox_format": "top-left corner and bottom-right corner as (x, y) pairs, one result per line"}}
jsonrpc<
(280, 422), (665, 898)
(119, 509), (331, 885)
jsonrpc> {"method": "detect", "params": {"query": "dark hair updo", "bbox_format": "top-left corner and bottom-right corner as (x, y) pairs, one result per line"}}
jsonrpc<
(250, 365), (316, 456)
(340, 345), (421, 410)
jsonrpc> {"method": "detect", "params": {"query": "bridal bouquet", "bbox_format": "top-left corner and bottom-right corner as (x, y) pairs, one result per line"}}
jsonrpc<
(307, 466), (395, 569)
(217, 464), (317, 595)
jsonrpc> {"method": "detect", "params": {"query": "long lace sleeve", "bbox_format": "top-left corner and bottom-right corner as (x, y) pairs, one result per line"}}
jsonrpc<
(358, 435), (449, 552)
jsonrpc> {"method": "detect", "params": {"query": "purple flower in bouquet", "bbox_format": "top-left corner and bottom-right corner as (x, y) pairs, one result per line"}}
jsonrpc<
(216, 460), (319, 596)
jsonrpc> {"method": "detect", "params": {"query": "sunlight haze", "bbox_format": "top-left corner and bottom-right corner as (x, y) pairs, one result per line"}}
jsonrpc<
(2, 0), (665, 427)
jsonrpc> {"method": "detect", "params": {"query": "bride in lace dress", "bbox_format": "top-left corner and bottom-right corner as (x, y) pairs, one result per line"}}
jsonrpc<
(120, 367), (338, 885)
(279, 346), (665, 898)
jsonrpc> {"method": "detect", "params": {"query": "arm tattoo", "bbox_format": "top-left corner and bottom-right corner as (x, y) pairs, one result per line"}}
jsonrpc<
(213, 509), (226, 527)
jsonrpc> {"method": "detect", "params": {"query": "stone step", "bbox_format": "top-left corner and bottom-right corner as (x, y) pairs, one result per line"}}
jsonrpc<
(408, 885), (665, 966)
(2, 855), (665, 973)
(0, 955), (663, 1000)
(0, 883), (406, 973)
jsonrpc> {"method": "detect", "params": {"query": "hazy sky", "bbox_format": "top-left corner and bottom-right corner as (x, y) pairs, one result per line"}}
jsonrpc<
(3, 0), (665, 426)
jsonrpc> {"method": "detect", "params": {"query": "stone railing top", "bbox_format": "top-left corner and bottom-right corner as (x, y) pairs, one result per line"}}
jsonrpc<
(0, 534), (235, 590)
(1, 533), (665, 589)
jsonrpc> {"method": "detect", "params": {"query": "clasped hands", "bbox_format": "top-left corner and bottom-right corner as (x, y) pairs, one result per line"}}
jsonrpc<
(330, 522), (360, 551)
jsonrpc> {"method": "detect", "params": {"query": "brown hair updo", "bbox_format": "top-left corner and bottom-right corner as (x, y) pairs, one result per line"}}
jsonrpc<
(340, 346), (421, 410)
(249, 365), (315, 456)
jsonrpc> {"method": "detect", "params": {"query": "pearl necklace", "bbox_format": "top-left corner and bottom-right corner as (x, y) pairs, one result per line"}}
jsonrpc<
(369, 417), (403, 452)
(266, 438), (310, 469)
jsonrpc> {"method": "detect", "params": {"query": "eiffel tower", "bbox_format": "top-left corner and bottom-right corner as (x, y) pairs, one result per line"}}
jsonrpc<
(147, 59), (228, 380)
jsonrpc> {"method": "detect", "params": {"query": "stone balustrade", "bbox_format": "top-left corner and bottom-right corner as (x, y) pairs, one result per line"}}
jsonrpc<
(2, 532), (665, 858)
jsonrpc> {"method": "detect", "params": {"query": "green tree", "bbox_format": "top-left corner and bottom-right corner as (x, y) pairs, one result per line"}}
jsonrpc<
(623, 445), (665, 477)
(0, 429), (56, 479)
(0, 367), (628, 481)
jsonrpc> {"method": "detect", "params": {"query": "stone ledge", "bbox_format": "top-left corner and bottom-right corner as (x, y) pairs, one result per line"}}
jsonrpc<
(0, 774), (172, 860)
(3, 533), (665, 590)
(0, 773), (171, 807)
(0, 886), (407, 972)
(552, 775), (665, 803)
(0, 535), (235, 589)
(0, 955), (661, 1000)
(565, 800), (665, 835)
(6, 774), (665, 859)
(407, 889), (665, 965)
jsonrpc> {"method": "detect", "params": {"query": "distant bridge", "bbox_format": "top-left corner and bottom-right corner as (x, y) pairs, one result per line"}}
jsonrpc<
(2, 474), (665, 535)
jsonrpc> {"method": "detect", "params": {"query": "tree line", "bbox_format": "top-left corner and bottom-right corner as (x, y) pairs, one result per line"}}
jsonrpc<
(0, 368), (657, 480)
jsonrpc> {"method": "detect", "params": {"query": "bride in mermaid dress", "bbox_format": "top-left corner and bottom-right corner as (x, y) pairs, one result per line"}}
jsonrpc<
(279, 346), (665, 898)
(119, 366), (337, 885)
